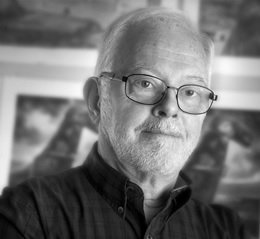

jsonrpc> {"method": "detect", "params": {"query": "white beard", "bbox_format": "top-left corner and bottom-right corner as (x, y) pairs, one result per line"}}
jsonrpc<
(99, 94), (201, 177)
(101, 114), (199, 176)
(110, 129), (196, 176)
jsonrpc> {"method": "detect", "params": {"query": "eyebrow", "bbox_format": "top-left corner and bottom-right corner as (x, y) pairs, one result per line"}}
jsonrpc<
(125, 66), (153, 75)
(185, 76), (207, 86)
(126, 67), (163, 78)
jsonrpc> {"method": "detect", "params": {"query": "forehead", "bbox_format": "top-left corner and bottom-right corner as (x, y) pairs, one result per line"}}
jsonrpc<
(111, 18), (208, 79)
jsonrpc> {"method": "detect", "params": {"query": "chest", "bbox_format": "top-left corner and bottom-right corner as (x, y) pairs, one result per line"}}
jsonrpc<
(42, 203), (226, 239)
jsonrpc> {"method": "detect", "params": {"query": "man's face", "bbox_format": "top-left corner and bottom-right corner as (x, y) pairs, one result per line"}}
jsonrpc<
(99, 19), (209, 176)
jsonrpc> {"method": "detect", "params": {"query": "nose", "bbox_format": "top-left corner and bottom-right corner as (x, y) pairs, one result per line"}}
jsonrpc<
(152, 88), (179, 118)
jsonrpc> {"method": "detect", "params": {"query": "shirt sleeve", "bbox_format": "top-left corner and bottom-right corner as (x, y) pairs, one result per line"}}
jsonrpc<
(0, 215), (25, 239)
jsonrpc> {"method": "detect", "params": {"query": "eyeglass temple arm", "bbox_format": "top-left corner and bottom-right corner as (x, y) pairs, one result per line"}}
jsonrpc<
(99, 72), (127, 82)
(99, 72), (115, 79)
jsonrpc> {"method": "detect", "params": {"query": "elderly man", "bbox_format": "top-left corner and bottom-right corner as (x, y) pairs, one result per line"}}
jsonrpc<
(0, 7), (246, 239)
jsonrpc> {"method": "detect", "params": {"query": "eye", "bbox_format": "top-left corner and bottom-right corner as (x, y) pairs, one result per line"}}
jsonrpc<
(134, 79), (154, 89)
(180, 86), (202, 99)
(185, 89), (196, 96)
(140, 80), (152, 88)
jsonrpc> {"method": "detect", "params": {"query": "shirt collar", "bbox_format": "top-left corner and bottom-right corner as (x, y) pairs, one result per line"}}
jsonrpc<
(83, 142), (191, 212)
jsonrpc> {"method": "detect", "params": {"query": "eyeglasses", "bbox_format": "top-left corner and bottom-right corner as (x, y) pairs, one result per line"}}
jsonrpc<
(99, 72), (218, 115)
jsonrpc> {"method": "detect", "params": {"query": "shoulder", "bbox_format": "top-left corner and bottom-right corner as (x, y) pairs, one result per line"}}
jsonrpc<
(0, 165), (94, 237)
(0, 165), (93, 206)
(185, 199), (248, 239)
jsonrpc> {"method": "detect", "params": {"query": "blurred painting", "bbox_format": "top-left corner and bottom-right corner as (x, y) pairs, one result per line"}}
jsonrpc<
(9, 95), (98, 186)
(185, 108), (260, 239)
(200, 0), (260, 57)
(0, 0), (187, 48)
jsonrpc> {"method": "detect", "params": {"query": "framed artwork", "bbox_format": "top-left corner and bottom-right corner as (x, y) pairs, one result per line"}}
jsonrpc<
(0, 76), (98, 193)
(200, 0), (260, 57)
(0, 0), (199, 48)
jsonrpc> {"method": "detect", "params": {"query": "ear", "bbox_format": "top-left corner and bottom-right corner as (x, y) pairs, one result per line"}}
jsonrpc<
(83, 76), (101, 126)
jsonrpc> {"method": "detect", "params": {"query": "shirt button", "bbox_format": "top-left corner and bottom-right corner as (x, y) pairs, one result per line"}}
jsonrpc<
(147, 234), (153, 239)
(118, 206), (124, 215)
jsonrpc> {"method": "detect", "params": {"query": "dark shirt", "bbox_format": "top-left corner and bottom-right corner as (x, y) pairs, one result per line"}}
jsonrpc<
(0, 143), (247, 239)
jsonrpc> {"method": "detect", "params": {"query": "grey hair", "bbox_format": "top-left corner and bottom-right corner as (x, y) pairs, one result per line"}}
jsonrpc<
(95, 7), (214, 77)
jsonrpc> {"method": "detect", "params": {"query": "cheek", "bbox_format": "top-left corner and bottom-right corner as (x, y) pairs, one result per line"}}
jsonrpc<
(112, 101), (150, 134)
(111, 83), (151, 127)
(117, 106), (149, 130)
(184, 115), (205, 141)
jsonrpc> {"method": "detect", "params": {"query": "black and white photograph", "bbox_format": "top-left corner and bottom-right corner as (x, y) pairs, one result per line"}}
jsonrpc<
(0, 1), (260, 238)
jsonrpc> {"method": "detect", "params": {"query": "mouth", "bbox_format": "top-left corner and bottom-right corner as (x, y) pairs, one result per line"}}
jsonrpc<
(142, 129), (182, 138)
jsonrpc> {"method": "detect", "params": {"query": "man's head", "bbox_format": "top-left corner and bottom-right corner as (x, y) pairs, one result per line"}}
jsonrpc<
(84, 7), (216, 177)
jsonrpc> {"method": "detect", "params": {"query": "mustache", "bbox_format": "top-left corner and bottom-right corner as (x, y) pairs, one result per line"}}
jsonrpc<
(135, 118), (184, 137)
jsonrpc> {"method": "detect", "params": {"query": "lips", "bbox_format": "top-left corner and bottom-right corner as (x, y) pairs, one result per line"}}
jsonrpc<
(142, 129), (182, 138)
(135, 119), (184, 138)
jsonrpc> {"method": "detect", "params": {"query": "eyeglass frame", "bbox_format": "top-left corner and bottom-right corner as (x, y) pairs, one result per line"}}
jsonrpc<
(99, 71), (218, 115)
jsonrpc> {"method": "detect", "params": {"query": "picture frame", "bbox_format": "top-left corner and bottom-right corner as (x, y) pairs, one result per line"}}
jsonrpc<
(0, 43), (99, 191)
(0, 76), (93, 191)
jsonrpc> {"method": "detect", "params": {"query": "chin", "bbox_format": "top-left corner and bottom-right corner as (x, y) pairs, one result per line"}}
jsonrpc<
(127, 144), (188, 176)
